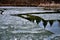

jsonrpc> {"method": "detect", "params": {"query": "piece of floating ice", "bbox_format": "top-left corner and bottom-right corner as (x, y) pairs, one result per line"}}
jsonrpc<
(0, 27), (8, 29)
(2, 10), (20, 14)
(45, 21), (60, 34)
(11, 30), (46, 34)
(15, 38), (17, 40)
(45, 22), (51, 30)
(52, 21), (60, 27)
(32, 14), (60, 20)
(1, 15), (39, 30)
(38, 20), (44, 28)
(2, 8), (55, 14)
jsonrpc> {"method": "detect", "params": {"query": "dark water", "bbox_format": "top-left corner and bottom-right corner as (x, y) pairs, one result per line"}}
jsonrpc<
(0, 7), (60, 40)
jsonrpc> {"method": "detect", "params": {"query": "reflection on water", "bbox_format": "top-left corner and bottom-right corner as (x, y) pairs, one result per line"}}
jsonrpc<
(0, 8), (60, 40)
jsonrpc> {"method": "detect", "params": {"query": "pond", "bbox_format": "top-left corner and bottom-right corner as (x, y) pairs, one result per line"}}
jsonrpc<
(0, 7), (60, 40)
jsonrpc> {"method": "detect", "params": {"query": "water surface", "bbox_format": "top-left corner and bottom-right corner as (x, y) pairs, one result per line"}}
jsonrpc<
(0, 7), (60, 40)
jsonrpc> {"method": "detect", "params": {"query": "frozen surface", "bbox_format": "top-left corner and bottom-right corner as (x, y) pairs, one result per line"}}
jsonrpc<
(32, 13), (60, 20)
(0, 7), (55, 14)
(0, 7), (60, 40)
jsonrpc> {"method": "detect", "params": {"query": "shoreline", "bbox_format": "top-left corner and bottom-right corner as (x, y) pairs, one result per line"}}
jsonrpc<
(38, 3), (60, 8)
(0, 3), (60, 10)
(0, 3), (60, 7)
